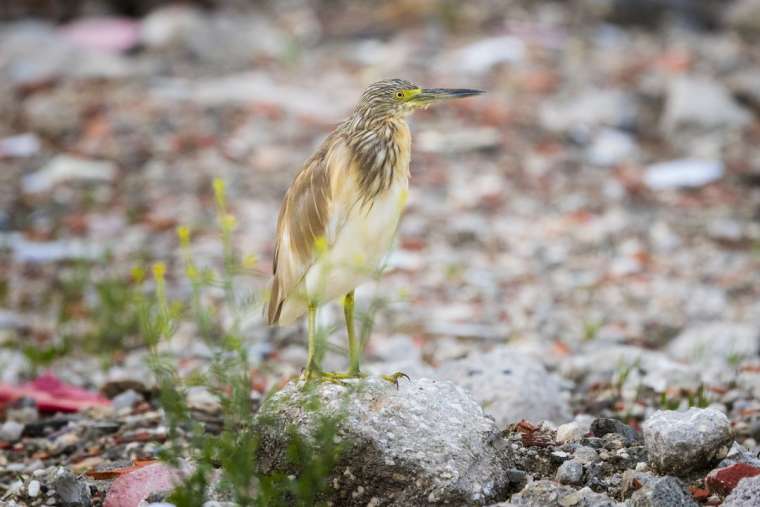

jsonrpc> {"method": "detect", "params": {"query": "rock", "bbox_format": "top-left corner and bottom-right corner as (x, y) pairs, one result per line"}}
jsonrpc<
(186, 386), (222, 414)
(667, 322), (759, 367)
(642, 408), (733, 475)
(0, 420), (25, 442)
(60, 17), (140, 53)
(719, 442), (760, 468)
(560, 346), (700, 395)
(591, 418), (639, 445)
(586, 128), (638, 167)
(111, 389), (143, 411)
(574, 446), (600, 465)
(255, 378), (515, 506)
(626, 476), (697, 507)
(540, 88), (637, 134)
(0, 133), (40, 158)
(103, 463), (187, 507)
(643, 159), (724, 190)
(27, 480), (40, 498)
(662, 76), (752, 133)
(140, 6), (206, 49)
(723, 475), (760, 507)
(557, 416), (594, 444)
(448, 36), (525, 73)
(557, 460), (585, 485)
(53, 468), (91, 507)
(725, 0), (760, 36)
(437, 346), (572, 426)
(511, 480), (619, 506)
(23, 155), (117, 194)
(706, 464), (760, 497)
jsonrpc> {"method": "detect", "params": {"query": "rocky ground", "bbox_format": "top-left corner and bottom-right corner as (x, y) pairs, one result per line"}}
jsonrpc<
(1, 0), (760, 505)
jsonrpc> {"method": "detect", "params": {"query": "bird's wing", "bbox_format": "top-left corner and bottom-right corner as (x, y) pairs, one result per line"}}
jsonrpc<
(267, 133), (354, 324)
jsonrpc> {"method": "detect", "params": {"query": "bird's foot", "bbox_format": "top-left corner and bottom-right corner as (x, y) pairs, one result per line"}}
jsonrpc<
(382, 371), (410, 388)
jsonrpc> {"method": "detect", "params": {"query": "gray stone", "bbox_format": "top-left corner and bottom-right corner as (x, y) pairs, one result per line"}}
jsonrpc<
(255, 378), (515, 506)
(642, 408), (733, 475)
(0, 420), (24, 442)
(719, 442), (760, 468)
(556, 416), (594, 444)
(540, 88), (637, 134)
(591, 418), (639, 445)
(667, 322), (759, 367)
(111, 389), (143, 411)
(725, 0), (760, 36)
(53, 468), (91, 507)
(723, 475), (760, 507)
(511, 481), (619, 506)
(556, 460), (585, 485)
(662, 76), (752, 133)
(437, 346), (572, 426)
(626, 476), (697, 507)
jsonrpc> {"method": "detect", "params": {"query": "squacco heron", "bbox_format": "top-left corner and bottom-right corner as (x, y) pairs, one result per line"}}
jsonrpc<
(267, 79), (483, 382)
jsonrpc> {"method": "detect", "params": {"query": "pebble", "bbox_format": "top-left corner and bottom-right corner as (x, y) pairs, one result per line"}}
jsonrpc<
(723, 475), (760, 507)
(27, 480), (40, 498)
(556, 460), (585, 485)
(591, 417), (638, 444)
(0, 420), (25, 442)
(642, 408), (733, 475)
(628, 476), (697, 507)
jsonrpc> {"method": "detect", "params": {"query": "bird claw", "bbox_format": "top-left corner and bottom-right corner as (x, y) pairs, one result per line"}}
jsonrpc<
(382, 371), (410, 388)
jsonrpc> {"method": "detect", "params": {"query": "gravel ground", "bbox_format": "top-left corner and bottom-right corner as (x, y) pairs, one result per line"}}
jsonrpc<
(1, 0), (760, 505)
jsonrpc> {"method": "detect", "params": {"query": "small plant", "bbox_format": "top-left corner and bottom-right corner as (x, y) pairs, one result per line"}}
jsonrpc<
(126, 178), (347, 505)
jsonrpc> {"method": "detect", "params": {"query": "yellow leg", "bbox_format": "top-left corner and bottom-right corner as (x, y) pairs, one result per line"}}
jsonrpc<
(304, 303), (318, 380)
(344, 291), (360, 376)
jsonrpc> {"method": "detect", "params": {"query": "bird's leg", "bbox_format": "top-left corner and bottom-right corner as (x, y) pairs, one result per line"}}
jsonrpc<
(303, 302), (319, 381)
(344, 290), (361, 376)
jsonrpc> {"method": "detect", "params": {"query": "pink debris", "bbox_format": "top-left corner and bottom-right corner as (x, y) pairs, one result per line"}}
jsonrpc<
(104, 463), (187, 507)
(0, 373), (111, 413)
(60, 17), (140, 53)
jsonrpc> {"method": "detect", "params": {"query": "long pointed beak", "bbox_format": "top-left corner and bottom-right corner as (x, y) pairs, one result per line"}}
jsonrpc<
(412, 88), (485, 103)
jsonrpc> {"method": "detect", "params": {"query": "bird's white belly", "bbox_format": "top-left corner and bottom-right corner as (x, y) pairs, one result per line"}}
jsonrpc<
(304, 181), (408, 304)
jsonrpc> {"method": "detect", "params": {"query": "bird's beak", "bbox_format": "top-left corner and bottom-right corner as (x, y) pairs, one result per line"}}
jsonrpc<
(410, 88), (484, 104)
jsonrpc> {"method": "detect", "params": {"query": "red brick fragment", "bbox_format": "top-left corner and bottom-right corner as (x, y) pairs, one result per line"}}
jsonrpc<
(705, 463), (760, 496)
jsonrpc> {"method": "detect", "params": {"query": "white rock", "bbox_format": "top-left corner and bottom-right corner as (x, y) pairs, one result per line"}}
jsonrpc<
(437, 346), (572, 426)
(23, 155), (117, 194)
(256, 378), (514, 505)
(586, 128), (637, 167)
(140, 6), (205, 48)
(540, 88), (636, 134)
(0, 133), (40, 158)
(556, 415), (594, 444)
(450, 36), (525, 73)
(642, 408), (733, 475)
(643, 159), (723, 190)
(0, 420), (24, 442)
(667, 322), (759, 367)
(27, 480), (40, 498)
(662, 76), (752, 132)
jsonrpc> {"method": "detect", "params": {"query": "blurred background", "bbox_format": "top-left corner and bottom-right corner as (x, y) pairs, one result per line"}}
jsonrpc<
(1, 0), (759, 414)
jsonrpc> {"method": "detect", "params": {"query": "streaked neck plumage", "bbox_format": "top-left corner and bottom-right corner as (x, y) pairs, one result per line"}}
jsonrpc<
(341, 110), (409, 204)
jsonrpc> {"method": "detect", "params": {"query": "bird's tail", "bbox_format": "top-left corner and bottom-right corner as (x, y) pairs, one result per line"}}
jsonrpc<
(266, 277), (283, 325)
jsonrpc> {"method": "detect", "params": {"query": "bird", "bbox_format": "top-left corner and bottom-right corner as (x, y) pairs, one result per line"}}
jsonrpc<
(266, 78), (483, 382)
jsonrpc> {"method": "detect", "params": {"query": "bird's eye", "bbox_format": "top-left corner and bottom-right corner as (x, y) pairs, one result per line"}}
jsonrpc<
(396, 91), (404, 99)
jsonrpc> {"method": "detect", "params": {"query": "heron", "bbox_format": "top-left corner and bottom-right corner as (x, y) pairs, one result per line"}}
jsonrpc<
(266, 79), (483, 382)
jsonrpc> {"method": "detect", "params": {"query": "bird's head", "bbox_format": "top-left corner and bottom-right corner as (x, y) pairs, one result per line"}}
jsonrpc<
(352, 78), (483, 122)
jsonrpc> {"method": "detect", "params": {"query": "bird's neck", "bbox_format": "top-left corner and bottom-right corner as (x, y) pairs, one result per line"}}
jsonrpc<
(344, 116), (409, 203)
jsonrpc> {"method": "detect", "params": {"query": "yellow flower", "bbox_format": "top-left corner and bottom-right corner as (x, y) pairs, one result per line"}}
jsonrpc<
(152, 262), (167, 281)
(213, 178), (226, 209)
(177, 226), (191, 247)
